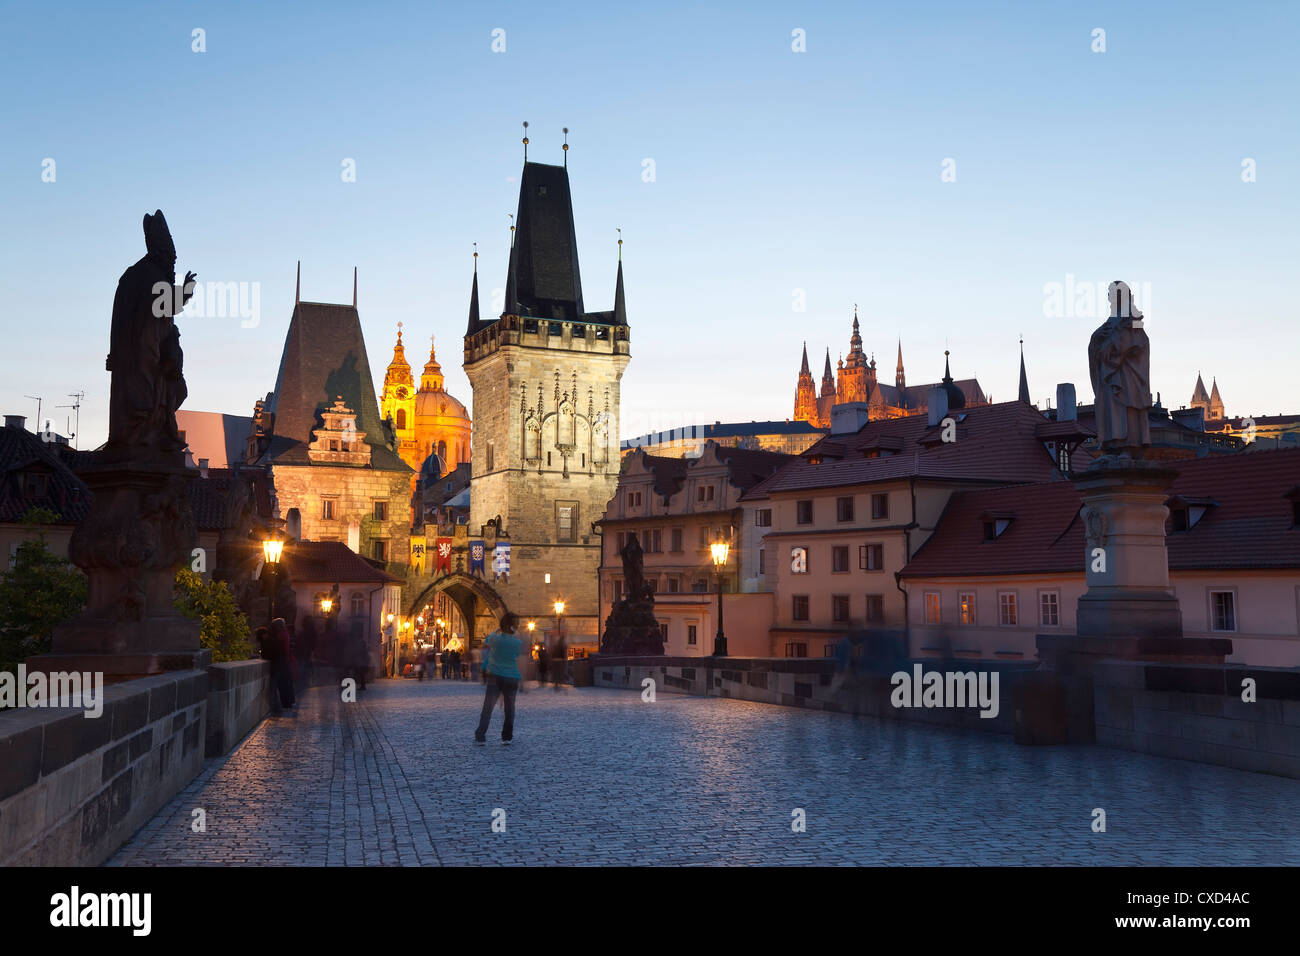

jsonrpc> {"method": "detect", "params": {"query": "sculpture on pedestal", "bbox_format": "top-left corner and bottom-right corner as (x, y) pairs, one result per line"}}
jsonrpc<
(600, 534), (664, 655)
(1087, 281), (1151, 461)
(43, 212), (204, 666)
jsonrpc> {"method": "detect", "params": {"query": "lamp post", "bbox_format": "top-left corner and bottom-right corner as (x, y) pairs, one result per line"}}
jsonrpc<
(262, 532), (285, 627)
(710, 538), (729, 657)
(553, 600), (565, 643)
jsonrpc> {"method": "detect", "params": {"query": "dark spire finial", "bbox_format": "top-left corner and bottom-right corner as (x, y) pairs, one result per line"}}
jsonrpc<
(563, 127), (569, 167)
(522, 121), (529, 161)
(617, 227), (622, 260)
(473, 241), (478, 273)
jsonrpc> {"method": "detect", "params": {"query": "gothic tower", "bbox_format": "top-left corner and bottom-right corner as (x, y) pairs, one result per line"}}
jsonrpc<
(464, 159), (630, 642)
(836, 310), (869, 404)
(1208, 378), (1225, 422)
(381, 326), (419, 468)
(895, 341), (905, 391)
(793, 342), (819, 425)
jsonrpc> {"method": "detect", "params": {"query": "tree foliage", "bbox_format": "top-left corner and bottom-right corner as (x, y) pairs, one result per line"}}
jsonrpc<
(173, 568), (253, 662)
(0, 525), (87, 663)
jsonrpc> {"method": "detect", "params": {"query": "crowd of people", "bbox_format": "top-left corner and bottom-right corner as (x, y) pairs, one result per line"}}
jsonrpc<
(255, 613), (372, 714)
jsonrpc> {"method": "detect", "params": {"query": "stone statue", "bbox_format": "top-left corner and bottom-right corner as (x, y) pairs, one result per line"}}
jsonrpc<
(601, 533), (663, 655)
(105, 210), (197, 461)
(620, 533), (648, 601)
(1087, 281), (1151, 459)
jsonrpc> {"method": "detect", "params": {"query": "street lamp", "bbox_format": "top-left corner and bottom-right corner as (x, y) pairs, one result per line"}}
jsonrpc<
(553, 600), (565, 643)
(262, 532), (285, 627)
(319, 596), (333, 615)
(710, 538), (730, 657)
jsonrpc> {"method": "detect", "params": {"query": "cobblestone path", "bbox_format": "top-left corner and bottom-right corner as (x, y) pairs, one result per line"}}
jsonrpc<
(108, 678), (1300, 866)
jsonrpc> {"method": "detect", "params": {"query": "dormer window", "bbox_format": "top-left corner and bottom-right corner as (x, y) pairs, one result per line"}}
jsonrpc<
(981, 513), (1013, 540)
(1166, 496), (1216, 532)
(22, 473), (48, 497)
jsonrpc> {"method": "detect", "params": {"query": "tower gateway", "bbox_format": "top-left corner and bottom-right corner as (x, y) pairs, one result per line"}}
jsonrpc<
(464, 159), (630, 647)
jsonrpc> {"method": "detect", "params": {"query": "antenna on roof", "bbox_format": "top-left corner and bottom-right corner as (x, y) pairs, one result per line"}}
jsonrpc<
(562, 127), (569, 166)
(24, 395), (41, 431)
(56, 390), (83, 449)
(522, 120), (529, 162)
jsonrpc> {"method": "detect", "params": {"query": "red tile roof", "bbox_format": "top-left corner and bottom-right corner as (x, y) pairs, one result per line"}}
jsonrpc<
(762, 401), (1084, 494)
(285, 540), (402, 585)
(900, 447), (1300, 578)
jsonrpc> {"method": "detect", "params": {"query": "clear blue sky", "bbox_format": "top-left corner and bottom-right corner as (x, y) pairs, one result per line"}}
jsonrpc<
(2, 0), (1296, 447)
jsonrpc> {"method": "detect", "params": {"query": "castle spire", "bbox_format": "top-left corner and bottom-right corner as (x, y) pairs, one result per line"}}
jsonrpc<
(383, 322), (413, 388)
(1018, 336), (1030, 404)
(895, 339), (905, 390)
(294, 260), (300, 305)
(821, 348), (836, 397)
(352, 267), (357, 308)
(800, 342), (810, 375)
(466, 244), (482, 336)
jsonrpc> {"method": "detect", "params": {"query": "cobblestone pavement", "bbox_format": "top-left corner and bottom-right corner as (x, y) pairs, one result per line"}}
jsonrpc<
(108, 678), (1300, 866)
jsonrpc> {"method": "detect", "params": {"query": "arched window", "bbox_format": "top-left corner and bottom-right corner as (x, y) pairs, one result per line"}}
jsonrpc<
(437, 440), (447, 461)
(396, 409), (406, 430)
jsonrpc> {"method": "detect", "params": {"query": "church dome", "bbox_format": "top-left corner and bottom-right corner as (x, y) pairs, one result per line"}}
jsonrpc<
(414, 388), (468, 422)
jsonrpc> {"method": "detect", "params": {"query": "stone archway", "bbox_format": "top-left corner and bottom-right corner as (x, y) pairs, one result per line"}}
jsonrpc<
(406, 572), (510, 647)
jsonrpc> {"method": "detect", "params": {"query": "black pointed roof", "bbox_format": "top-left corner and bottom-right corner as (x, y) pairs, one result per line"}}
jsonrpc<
(1018, 342), (1031, 404)
(613, 257), (627, 326)
(466, 267), (482, 336)
(505, 161), (584, 320)
(261, 300), (410, 471)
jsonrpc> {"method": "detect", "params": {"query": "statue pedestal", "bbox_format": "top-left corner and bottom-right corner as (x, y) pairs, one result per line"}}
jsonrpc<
(1072, 459), (1183, 640)
(31, 458), (203, 677)
(1020, 459), (1230, 745)
(601, 599), (665, 655)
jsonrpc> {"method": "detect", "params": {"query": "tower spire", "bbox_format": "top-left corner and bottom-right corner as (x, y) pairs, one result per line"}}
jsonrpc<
(522, 120), (529, 162)
(352, 267), (357, 308)
(895, 339), (905, 390)
(1018, 336), (1030, 404)
(800, 342), (810, 375)
(294, 260), (300, 305)
(466, 245), (482, 335)
(563, 126), (569, 167)
(613, 231), (627, 326)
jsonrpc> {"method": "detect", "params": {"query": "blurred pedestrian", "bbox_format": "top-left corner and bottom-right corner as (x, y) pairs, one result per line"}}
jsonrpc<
(551, 634), (568, 691)
(474, 613), (524, 745)
(536, 640), (550, 688)
(268, 617), (296, 711)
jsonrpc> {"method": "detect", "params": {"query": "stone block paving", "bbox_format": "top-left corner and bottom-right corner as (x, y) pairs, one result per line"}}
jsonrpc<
(108, 678), (1300, 866)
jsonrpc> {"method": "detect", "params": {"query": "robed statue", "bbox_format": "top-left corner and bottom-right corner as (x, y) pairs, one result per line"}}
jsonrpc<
(620, 533), (648, 602)
(1087, 281), (1151, 459)
(105, 210), (197, 460)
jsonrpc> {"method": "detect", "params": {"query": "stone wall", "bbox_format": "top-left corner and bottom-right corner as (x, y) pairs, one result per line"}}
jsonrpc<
(0, 670), (208, 866)
(1092, 660), (1300, 778)
(591, 655), (1029, 734)
(205, 659), (271, 756)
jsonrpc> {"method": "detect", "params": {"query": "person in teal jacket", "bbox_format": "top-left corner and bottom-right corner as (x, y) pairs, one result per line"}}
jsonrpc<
(474, 613), (525, 744)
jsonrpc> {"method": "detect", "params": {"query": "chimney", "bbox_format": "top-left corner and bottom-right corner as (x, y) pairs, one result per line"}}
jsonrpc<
(927, 386), (948, 427)
(199, 458), (210, 478)
(830, 402), (870, 436)
(1056, 384), (1077, 422)
(4, 415), (26, 431)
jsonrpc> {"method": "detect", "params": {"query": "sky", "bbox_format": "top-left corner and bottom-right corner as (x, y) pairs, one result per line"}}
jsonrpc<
(1, 0), (1297, 448)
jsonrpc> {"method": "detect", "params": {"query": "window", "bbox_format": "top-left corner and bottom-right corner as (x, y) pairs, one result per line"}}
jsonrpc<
(792, 595), (810, 621)
(859, 543), (884, 571)
(667, 576), (679, 593)
(330, 439), (340, 452)
(1039, 590), (1060, 627)
(372, 539), (388, 562)
(836, 497), (855, 522)
(322, 498), (336, 520)
(627, 491), (642, 508)
(832, 594), (851, 623)
(1171, 508), (1189, 532)
(1058, 445), (1071, 473)
(871, 493), (889, 520)
(696, 484), (715, 503)
(670, 528), (683, 552)
(22, 473), (48, 497)
(699, 526), (709, 549)
(693, 578), (709, 593)
(796, 500), (814, 524)
(832, 545), (849, 572)
(785, 642), (808, 658)
(959, 591), (976, 625)
(1210, 590), (1236, 632)
(350, 593), (366, 616)
(687, 624), (698, 646)
(865, 594), (884, 623)
(373, 500), (387, 521)
(659, 622), (669, 642)
(998, 591), (1018, 626)
(755, 508), (772, 527)
(649, 529), (662, 553)
(556, 502), (578, 542)
(758, 549), (766, 575)
(548, 321), (563, 336)
(924, 592), (941, 625)
(486, 442), (495, 471)
(396, 409), (406, 430)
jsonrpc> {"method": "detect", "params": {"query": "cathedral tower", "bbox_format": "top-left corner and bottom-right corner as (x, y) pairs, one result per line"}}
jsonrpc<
(464, 158), (630, 641)
(836, 310), (870, 404)
(381, 325), (419, 468)
(793, 343), (819, 425)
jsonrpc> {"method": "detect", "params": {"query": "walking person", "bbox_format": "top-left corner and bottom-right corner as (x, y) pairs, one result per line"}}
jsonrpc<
(348, 619), (368, 693)
(269, 618), (296, 710)
(474, 613), (524, 745)
(551, 634), (568, 691)
(535, 640), (550, 689)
